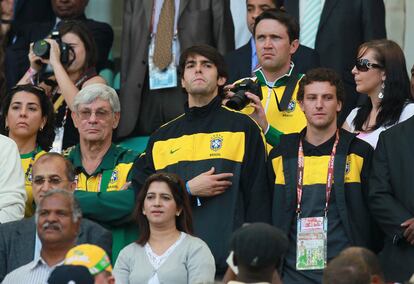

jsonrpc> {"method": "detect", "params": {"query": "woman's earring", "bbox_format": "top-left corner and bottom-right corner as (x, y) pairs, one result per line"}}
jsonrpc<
(378, 81), (385, 99)
(176, 212), (180, 216)
(39, 126), (43, 131)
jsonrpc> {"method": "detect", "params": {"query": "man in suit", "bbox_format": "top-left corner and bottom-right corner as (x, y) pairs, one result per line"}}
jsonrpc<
(284, 0), (386, 124)
(0, 153), (111, 282)
(118, 0), (235, 139)
(369, 116), (414, 282)
(5, 0), (113, 88)
(225, 0), (320, 84)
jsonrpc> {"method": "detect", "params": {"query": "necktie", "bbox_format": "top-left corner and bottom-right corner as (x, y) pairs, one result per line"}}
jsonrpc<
(153, 0), (175, 70)
(300, 0), (322, 49)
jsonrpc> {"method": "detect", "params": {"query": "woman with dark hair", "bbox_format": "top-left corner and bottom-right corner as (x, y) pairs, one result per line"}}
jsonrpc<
(18, 20), (106, 152)
(114, 172), (215, 284)
(0, 84), (55, 217)
(343, 39), (414, 148)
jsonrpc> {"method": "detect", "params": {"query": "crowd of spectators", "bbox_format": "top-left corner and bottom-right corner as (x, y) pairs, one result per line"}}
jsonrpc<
(1, 0), (414, 284)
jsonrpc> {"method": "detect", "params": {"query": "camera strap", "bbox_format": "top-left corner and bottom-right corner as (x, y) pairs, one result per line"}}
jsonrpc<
(277, 68), (300, 111)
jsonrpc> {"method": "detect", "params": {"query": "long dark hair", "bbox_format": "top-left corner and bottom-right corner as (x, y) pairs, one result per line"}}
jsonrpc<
(134, 173), (193, 246)
(0, 84), (55, 151)
(353, 39), (413, 131)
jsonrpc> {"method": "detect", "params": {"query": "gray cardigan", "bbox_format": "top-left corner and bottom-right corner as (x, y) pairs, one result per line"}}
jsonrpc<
(113, 234), (215, 284)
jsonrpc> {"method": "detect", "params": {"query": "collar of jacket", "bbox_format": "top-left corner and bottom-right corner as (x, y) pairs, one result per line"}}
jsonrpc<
(184, 95), (222, 120)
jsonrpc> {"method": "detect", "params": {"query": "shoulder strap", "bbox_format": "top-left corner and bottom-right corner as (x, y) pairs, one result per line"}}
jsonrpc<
(278, 68), (300, 111)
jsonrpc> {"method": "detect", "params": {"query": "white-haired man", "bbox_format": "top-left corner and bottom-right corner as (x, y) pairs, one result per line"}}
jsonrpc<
(66, 83), (138, 261)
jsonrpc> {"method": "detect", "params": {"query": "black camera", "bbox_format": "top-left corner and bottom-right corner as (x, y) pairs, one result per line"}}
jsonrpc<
(226, 79), (263, 111)
(32, 30), (71, 65)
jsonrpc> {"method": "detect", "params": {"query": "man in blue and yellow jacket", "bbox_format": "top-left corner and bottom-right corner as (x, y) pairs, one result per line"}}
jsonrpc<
(130, 45), (271, 277)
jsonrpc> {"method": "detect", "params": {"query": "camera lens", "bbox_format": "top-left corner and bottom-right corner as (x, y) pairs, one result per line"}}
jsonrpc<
(32, 40), (51, 59)
(226, 90), (250, 111)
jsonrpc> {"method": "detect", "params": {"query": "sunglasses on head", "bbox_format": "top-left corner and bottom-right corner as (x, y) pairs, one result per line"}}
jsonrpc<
(355, 58), (383, 72)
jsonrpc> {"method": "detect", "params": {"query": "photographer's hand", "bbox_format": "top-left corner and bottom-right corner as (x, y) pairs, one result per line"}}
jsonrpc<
(245, 92), (269, 132)
(28, 43), (43, 71)
(44, 38), (62, 69)
(223, 83), (236, 105)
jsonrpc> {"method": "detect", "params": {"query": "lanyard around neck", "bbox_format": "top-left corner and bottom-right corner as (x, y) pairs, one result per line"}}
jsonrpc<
(296, 130), (339, 218)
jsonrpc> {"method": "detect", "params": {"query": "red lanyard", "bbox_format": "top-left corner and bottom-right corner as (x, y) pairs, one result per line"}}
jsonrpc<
(296, 130), (339, 218)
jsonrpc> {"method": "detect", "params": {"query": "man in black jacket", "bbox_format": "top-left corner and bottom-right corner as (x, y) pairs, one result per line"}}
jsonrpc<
(268, 68), (379, 284)
(130, 44), (270, 277)
(369, 116), (414, 282)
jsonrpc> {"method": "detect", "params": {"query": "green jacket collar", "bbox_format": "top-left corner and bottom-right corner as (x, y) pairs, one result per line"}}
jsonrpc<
(70, 143), (118, 175)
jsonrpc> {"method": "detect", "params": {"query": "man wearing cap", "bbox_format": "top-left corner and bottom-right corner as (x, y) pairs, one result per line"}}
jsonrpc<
(2, 189), (82, 283)
(66, 83), (138, 260)
(0, 153), (111, 282)
(268, 68), (380, 283)
(227, 222), (288, 284)
(64, 244), (115, 284)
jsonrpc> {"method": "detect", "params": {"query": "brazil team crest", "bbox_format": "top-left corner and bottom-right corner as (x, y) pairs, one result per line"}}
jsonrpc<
(110, 170), (118, 183)
(287, 100), (296, 112)
(345, 160), (351, 175)
(210, 135), (223, 151)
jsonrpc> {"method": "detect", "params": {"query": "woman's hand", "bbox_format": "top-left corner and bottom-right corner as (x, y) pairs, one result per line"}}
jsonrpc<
(43, 38), (62, 69)
(28, 43), (44, 72)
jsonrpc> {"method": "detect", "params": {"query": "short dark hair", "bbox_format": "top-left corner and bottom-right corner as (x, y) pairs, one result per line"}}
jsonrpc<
(134, 172), (193, 246)
(59, 20), (98, 73)
(34, 152), (76, 182)
(0, 84), (55, 151)
(297, 68), (346, 106)
(245, 0), (279, 7)
(36, 189), (82, 223)
(253, 9), (299, 43)
(179, 45), (228, 95)
(323, 247), (384, 284)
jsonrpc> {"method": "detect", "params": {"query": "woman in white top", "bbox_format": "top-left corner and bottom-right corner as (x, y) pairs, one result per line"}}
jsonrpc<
(343, 39), (414, 148)
(114, 173), (215, 284)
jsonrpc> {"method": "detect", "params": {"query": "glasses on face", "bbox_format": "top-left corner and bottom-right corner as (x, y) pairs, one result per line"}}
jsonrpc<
(77, 109), (113, 121)
(355, 58), (383, 72)
(33, 176), (67, 185)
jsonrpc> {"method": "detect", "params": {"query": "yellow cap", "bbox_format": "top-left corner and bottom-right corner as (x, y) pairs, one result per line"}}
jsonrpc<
(65, 244), (112, 275)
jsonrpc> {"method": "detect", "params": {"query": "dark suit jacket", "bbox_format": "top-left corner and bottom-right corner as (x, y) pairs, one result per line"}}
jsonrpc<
(0, 217), (112, 282)
(284, 0), (386, 123)
(369, 116), (414, 282)
(5, 14), (114, 88)
(118, 0), (235, 138)
(224, 39), (320, 84)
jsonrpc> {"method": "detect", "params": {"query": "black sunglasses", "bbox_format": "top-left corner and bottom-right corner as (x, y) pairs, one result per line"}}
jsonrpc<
(355, 58), (383, 72)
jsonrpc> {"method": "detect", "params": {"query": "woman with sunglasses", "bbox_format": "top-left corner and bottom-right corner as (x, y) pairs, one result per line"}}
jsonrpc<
(114, 172), (215, 284)
(0, 84), (55, 217)
(18, 20), (106, 152)
(343, 39), (414, 148)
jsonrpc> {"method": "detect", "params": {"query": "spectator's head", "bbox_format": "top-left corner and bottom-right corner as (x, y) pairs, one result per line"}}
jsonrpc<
(52, 0), (89, 19)
(179, 45), (227, 102)
(323, 247), (385, 284)
(246, 0), (278, 34)
(231, 222), (288, 283)
(32, 152), (76, 205)
(352, 39), (410, 105)
(0, 84), (55, 151)
(35, 189), (81, 249)
(58, 20), (98, 75)
(72, 84), (120, 145)
(65, 244), (114, 284)
(253, 9), (299, 76)
(297, 68), (344, 130)
(135, 173), (193, 246)
(48, 265), (94, 284)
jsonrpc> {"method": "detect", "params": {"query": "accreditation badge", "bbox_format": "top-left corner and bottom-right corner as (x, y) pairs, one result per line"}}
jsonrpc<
(148, 36), (178, 90)
(296, 216), (327, 270)
(50, 126), (64, 153)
